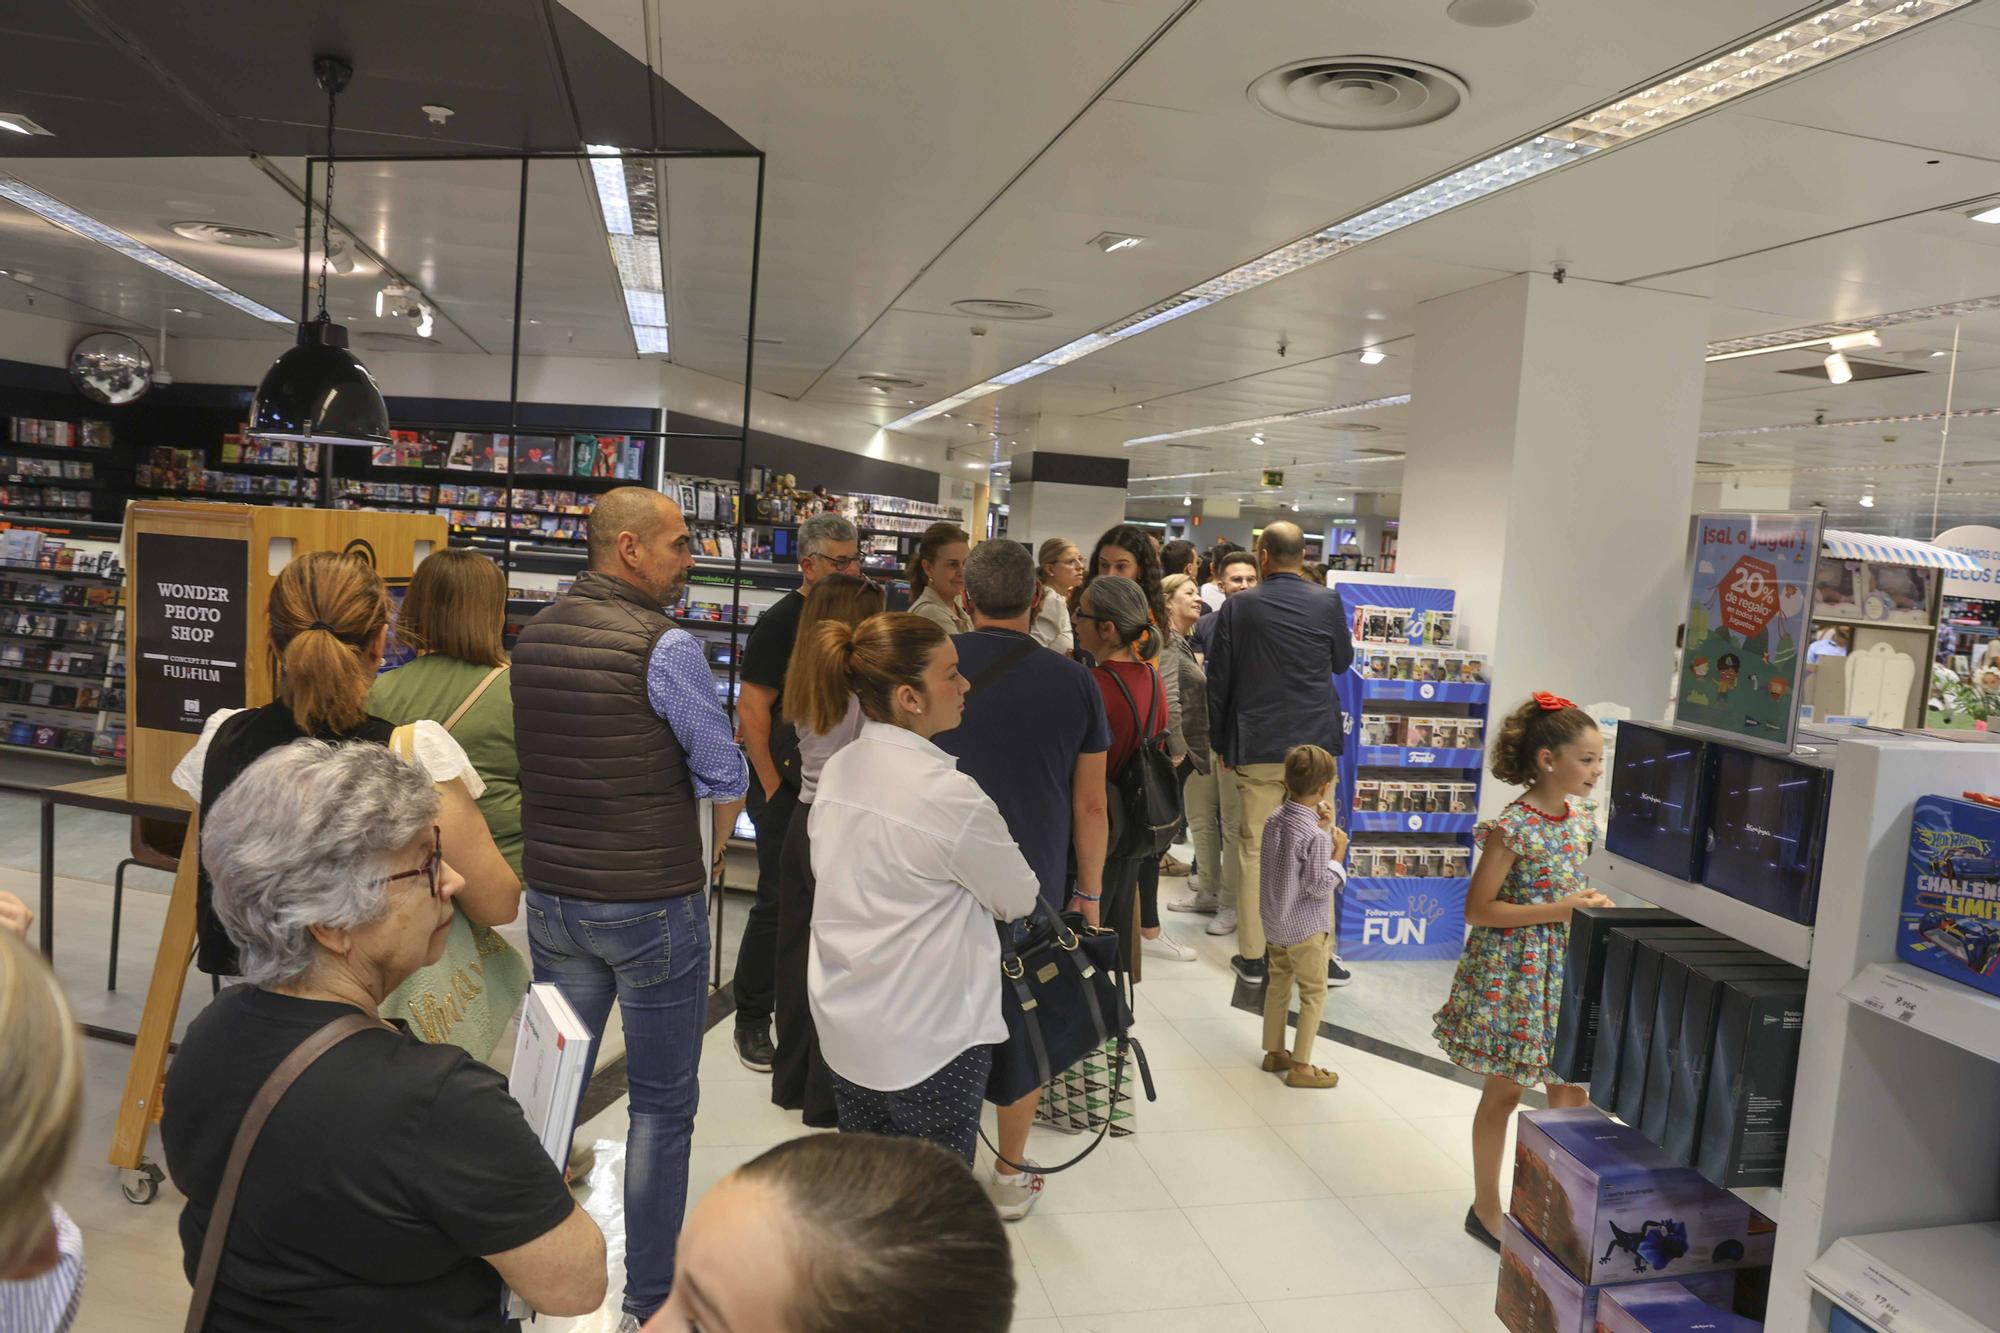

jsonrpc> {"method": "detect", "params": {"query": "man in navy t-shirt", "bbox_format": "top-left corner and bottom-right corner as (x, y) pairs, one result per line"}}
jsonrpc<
(935, 538), (1109, 1223)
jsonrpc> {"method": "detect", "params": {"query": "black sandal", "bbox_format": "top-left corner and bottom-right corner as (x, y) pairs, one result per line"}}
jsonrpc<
(1464, 1206), (1501, 1253)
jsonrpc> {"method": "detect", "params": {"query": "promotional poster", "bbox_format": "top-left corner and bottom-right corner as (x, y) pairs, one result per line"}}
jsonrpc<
(1675, 513), (1821, 750)
(132, 532), (248, 734)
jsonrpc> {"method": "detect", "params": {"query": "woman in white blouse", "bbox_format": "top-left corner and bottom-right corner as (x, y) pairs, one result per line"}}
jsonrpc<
(1030, 537), (1082, 655)
(806, 611), (1040, 1163)
(171, 552), (519, 1029)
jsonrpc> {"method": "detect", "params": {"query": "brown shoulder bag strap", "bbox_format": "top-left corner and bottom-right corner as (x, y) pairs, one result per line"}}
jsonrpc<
(442, 664), (508, 734)
(183, 1012), (387, 1333)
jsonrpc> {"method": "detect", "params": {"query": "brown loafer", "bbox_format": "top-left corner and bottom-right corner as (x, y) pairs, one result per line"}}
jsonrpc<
(1284, 1063), (1340, 1089)
(1260, 1051), (1293, 1073)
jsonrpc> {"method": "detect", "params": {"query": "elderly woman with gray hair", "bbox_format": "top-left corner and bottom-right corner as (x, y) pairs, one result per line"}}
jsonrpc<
(160, 740), (605, 1331)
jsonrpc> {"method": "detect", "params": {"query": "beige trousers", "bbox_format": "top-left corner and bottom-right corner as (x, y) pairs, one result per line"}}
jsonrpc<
(1263, 931), (1332, 1065)
(1228, 762), (1289, 959)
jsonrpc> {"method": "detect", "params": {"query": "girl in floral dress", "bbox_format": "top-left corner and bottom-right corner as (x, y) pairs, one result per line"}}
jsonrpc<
(1434, 693), (1613, 1252)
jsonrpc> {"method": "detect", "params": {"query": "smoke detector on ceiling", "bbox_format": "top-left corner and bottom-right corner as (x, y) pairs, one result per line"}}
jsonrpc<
(951, 299), (1054, 321)
(169, 220), (293, 249)
(1248, 58), (1468, 131)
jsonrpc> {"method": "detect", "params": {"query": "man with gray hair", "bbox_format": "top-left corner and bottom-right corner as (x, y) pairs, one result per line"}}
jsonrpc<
(731, 508), (861, 1073)
(936, 538), (1110, 1221)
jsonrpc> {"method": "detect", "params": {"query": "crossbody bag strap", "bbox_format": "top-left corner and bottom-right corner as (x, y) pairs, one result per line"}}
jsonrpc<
(184, 1012), (387, 1333)
(1101, 663), (1156, 744)
(966, 635), (1041, 694)
(442, 664), (508, 733)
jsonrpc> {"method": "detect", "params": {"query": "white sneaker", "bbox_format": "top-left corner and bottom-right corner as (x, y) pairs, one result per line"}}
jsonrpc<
(986, 1163), (1046, 1221)
(1166, 892), (1217, 915)
(1143, 932), (1197, 962)
(1206, 907), (1238, 937)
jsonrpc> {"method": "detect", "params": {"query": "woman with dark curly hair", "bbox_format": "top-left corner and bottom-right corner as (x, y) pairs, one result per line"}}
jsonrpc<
(1080, 523), (1167, 644)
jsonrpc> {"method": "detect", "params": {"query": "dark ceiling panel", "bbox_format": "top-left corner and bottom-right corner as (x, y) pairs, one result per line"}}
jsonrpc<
(0, 0), (750, 160)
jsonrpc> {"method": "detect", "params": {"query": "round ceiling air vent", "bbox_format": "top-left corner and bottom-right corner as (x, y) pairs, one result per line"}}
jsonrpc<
(1248, 58), (1468, 131)
(169, 221), (295, 249)
(950, 299), (1054, 321)
(1317, 421), (1382, 433)
(857, 373), (926, 390)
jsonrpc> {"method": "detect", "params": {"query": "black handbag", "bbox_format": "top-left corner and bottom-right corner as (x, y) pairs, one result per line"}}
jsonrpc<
(982, 897), (1156, 1173)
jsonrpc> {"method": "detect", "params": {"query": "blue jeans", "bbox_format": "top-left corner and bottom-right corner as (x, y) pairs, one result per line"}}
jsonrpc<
(524, 888), (709, 1320)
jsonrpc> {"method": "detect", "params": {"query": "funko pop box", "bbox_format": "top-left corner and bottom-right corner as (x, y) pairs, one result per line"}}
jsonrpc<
(1510, 1107), (1775, 1287)
(1496, 1214), (1736, 1333)
(1898, 794), (2000, 999)
(1595, 1281), (1763, 1333)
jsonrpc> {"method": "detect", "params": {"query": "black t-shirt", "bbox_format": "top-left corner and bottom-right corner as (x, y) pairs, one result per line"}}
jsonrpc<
(935, 628), (1111, 905)
(161, 988), (575, 1332)
(740, 588), (806, 704)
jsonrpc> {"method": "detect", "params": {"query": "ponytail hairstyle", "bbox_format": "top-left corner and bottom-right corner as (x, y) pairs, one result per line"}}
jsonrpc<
(1490, 693), (1599, 787)
(812, 611), (947, 725)
(783, 573), (886, 735)
(1082, 523), (1167, 630)
(1078, 576), (1159, 663)
(907, 522), (970, 600)
(733, 1132), (1014, 1333)
(267, 551), (390, 736)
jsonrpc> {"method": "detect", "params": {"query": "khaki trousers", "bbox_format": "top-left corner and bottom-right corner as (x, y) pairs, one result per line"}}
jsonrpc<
(1228, 762), (1289, 959)
(1263, 931), (1332, 1065)
(1185, 765), (1230, 909)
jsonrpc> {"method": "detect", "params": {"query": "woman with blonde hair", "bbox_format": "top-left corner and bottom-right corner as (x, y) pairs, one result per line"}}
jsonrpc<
(806, 612), (1039, 1161)
(172, 551), (520, 1018)
(0, 926), (86, 1332)
(1030, 538), (1082, 654)
(771, 573), (884, 1125)
(368, 548), (532, 1060)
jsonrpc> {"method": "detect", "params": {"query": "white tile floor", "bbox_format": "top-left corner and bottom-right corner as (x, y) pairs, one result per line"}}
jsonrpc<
(29, 829), (1517, 1333)
(534, 904), (1518, 1333)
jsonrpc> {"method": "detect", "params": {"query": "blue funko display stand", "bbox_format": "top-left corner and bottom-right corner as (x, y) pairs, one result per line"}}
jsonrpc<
(1332, 580), (1488, 961)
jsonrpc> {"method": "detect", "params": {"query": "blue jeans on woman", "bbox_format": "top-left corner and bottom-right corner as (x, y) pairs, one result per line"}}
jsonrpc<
(524, 888), (709, 1321)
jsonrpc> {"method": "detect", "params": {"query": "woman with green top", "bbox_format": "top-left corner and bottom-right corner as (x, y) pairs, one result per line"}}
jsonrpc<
(368, 549), (532, 1061)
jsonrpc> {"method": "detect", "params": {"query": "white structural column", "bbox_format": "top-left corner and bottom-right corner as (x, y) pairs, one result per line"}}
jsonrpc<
(1397, 274), (1709, 756)
(1006, 452), (1131, 556)
(1694, 475), (1794, 512)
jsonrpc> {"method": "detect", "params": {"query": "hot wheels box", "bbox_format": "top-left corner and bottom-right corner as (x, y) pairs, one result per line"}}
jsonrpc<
(1510, 1107), (1774, 1287)
(1899, 794), (2000, 998)
(1595, 1281), (1763, 1333)
(1496, 1214), (1735, 1333)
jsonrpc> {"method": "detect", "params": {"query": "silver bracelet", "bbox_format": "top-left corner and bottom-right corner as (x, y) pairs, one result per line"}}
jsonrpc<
(1072, 891), (1102, 902)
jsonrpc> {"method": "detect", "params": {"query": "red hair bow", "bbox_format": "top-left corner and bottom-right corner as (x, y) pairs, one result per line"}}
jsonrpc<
(1533, 691), (1574, 712)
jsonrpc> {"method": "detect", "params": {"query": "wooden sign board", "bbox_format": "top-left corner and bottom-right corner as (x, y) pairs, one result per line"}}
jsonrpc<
(122, 501), (448, 808)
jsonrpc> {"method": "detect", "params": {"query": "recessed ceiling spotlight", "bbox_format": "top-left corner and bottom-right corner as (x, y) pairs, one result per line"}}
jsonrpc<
(1824, 352), (1855, 385)
(421, 104), (455, 126)
(1967, 203), (2000, 224)
(1290, 502), (1302, 512)
(1089, 231), (1146, 253)
(1183, 495), (1193, 506)
(1859, 492), (1876, 508)
(0, 113), (53, 137)
(170, 220), (294, 249)
(1446, 0), (1536, 26)
(1359, 348), (1386, 365)
(1251, 433), (1265, 445)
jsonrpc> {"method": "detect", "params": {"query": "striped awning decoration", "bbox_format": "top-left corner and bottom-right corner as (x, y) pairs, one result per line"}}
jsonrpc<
(1822, 528), (1982, 573)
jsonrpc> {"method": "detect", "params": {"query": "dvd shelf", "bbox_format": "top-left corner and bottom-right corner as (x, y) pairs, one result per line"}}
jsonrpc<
(0, 528), (126, 763)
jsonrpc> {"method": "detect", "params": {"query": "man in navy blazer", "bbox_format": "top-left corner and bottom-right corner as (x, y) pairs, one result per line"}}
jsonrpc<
(1206, 522), (1355, 985)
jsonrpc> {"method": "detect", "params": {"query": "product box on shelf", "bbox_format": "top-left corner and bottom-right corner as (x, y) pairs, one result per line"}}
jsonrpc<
(1607, 723), (1716, 883)
(1636, 945), (1779, 1143)
(1590, 927), (1725, 1113)
(1696, 976), (1806, 1188)
(1898, 794), (2000, 997)
(1552, 908), (1691, 1085)
(1594, 1281), (1763, 1333)
(1702, 743), (1834, 926)
(1496, 1214), (1738, 1333)
(1663, 961), (1806, 1167)
(1510, 1107), (1775, 1287)
(1825, 1307), (1866, 1333)
(1614, 939), (1759, 1128)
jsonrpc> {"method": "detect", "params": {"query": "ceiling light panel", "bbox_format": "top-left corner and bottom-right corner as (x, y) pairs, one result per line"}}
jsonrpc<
(0, 174), (288, 323)
(1124, 395), (1410, 447)
(885, 0), (1968, 434)
(586, 146), (668, 356)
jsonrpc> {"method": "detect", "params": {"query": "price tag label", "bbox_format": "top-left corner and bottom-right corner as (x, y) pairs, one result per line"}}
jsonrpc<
(1842, 1261), (1916, 1331)
(1851, 968), (1932, 1031)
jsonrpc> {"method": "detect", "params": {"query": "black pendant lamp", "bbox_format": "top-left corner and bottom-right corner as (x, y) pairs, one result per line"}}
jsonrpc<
(248, 56), (390, 447)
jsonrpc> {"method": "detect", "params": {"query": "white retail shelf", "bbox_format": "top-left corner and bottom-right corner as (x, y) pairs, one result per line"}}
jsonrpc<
(1805, 1223), (2000, 1333)
(1733, 1185), (1784, 1218)
(1841, 962), (2000, 1065)
(1585, 849), (1814, 967)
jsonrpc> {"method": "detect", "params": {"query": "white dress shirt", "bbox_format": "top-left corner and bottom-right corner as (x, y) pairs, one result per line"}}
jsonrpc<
(808, 721), (1041, 1091)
